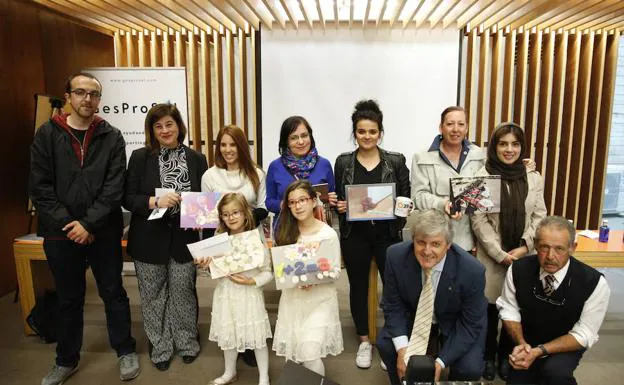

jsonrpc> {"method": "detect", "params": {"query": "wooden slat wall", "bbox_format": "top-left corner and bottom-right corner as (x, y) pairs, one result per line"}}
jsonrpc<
(463, 28), (620, 229)
(590, 31), (621, 226)
(113, 29), (257, 164)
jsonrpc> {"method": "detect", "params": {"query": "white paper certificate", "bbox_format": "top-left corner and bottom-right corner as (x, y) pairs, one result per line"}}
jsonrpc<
(148, 188), (175, 220)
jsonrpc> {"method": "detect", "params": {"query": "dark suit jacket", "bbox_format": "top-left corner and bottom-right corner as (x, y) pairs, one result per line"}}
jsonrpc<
(382, 241), (487, 366)
(124, 145), (208, 264)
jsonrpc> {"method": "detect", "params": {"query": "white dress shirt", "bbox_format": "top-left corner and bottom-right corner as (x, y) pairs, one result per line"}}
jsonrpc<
(497, 259), (611, 348)
(393, 255), (447, 367)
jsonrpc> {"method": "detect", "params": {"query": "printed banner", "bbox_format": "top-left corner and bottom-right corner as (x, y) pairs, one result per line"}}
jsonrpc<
(85, 67), (189, 163)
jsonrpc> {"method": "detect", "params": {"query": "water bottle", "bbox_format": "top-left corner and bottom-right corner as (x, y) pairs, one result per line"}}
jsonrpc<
(599, 219), (609, 243)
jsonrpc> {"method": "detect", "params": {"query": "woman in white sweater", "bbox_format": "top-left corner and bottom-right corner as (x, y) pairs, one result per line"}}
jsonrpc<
(202, 125), (267, 224)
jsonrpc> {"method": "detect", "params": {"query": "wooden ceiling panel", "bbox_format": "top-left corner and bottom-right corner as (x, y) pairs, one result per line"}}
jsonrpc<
(85, 0), (157, 31)
(279, 0), (298, 29)
(73, 0), (145, 31)
(116, 0), (184, 31)
(261, 0), (286, 29)
(28, 0), (624, 34)
(544, 0), (622, 31)
(99, 0), (169, 31)
(428, 0), (461, 28)
(139, 0), (203, 32)
(173, 0), (223, 31)
(507, 0), (577, 31)
(240, 0), (274, 29)
(442, 0), (478, 29)
(48, 0), (132, 32)
(204, 0), (251, 30)
(32, 0), (117, 34)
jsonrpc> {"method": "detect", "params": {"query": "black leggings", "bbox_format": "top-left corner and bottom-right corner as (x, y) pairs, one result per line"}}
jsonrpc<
(340, 222), (399, 337)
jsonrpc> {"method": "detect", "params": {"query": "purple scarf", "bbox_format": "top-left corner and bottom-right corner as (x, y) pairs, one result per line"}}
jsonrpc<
(281, 147), (319, 180)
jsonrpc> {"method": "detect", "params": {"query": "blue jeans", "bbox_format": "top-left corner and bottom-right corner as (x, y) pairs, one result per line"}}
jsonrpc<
(43, 237), (136, 367)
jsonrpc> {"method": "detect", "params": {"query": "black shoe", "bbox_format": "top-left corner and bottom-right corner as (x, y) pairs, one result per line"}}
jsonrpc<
(483, 359), (496, 380)
(498, 359), (510, 380)
(240, 349), (257, 367)
(154, 359), (171, 371)
(182, 355), (197, 364)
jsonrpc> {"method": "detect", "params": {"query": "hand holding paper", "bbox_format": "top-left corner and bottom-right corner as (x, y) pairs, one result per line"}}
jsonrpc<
(157, 191), (181, 208)
(149, 188), (176, 220)
(194, 256), (213, 268)
(187, 229), (265, 279)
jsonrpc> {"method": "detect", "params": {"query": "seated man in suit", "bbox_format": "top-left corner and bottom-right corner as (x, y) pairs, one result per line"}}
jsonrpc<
(377, 209), (487, 384)
(497, 216), (611, 385)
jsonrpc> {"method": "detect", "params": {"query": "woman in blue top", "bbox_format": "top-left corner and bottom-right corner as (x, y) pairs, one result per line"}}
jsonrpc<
(266, 116), (337, 221)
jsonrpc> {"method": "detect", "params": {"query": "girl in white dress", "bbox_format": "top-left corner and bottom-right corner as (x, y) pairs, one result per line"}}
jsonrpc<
(197, 193), (272, 385)
(272, 180), (343, 376)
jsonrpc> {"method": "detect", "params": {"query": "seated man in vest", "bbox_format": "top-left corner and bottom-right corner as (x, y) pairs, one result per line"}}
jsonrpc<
(497, 216), (611, 385)
(377, 209), (487, 384)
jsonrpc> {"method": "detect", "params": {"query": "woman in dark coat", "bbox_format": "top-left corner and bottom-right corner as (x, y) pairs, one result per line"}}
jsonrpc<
(124, 103), (207, 371)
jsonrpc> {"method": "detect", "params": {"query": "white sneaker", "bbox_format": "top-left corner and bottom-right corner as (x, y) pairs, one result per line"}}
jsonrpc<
(380, 360), (387, 371)
(355, 341), (373, 369)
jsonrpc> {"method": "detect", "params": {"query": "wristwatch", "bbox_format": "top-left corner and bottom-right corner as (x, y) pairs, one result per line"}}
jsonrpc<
(537, 344), (549, 357)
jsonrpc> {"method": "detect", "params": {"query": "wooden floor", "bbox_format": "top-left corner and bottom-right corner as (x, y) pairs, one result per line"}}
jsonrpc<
(0, 266), (623, 385)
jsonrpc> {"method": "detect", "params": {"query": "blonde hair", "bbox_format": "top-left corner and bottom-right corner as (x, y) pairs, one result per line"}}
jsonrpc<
(216, 193), (256, 234)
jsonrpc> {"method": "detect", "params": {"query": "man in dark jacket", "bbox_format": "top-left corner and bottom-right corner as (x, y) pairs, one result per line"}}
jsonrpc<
(377, 209), (487, 384)
(29, 72), (139, 385)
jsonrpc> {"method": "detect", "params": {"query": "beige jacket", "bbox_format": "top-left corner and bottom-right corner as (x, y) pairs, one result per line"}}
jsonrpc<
(471, 167), (548, 303)
(411, 143), (486, 251)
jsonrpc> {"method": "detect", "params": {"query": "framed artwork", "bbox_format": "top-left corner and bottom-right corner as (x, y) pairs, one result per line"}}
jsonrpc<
(270, 239), (340, 290)
(449, 176), (501, 214)
(180, 191), (222, 228)
(312, 183), (332, 226)
(346, 183), (396, 221)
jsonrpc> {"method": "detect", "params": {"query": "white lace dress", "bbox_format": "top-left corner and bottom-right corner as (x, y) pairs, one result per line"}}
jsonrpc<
(272, 223), (344, 362)
(209, 248), (273, 352)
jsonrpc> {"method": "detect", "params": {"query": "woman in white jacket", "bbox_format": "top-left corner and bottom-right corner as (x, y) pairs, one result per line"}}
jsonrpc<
(411, 106), (485, 251)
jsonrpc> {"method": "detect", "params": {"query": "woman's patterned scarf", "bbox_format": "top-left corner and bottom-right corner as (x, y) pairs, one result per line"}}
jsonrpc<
(281, 146), (319, 180)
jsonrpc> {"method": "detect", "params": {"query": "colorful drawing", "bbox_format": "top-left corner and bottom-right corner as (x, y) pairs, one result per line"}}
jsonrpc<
(180, 191), (222, 228)
(346, 183), (396, 221)
(449, 176), (501, 214)
(209, 229), (266, 279)
(270, 239), (340, 290)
